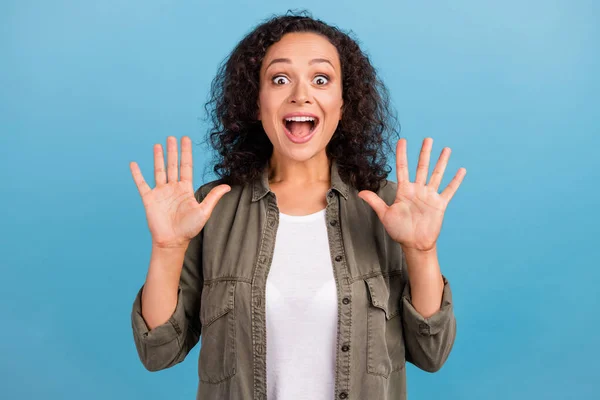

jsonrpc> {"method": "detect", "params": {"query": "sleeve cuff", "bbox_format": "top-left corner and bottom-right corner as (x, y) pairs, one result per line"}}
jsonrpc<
(131, 284), (187, 347)
(402, 274), (454, 336)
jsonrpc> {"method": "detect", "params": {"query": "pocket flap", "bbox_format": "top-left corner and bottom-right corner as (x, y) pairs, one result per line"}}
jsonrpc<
(200, 280), (236, 328)
(364, 274), (400, 320)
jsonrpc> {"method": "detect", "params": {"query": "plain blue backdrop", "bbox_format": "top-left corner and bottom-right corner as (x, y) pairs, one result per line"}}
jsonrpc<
(1, 0), (598, 399)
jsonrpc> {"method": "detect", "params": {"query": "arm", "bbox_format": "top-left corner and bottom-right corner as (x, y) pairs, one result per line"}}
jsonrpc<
(358, 137), (463, 373)
(400, 245), (456, 372)
(130, 190), (205, 372)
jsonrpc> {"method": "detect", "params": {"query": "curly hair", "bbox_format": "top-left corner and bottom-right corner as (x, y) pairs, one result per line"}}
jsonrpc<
(200, 10), (401, 193)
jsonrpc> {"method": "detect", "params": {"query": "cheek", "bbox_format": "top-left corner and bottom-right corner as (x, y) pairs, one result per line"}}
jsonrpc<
(257, 94), (279, 137)
(318, 88), (343, 106)
(322, 95), (344, 119)
(258, 92), (281, 118)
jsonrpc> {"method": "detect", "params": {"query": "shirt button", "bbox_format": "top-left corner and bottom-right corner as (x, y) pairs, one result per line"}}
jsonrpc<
(342, 297), (350, 305)
(329, 220), (337, 226)
(335, 255), (343, 262)
(341, 344), (350, 352)
(339, 392), (348, 399)
(269, 220), (275, 227)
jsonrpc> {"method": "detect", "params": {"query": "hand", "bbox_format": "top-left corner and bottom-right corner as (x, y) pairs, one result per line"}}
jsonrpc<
(129, 136), (231, 248)
(358, 138), (466, 252)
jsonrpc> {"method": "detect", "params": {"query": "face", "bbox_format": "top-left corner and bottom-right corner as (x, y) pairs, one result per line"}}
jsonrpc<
(257, 32), (344, 163)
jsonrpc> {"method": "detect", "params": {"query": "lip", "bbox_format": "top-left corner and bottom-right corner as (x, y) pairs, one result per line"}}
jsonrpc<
(282, 112), (320, 144)
(283, 112), (320, 120)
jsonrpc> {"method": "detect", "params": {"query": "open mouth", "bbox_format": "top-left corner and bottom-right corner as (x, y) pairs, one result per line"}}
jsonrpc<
(282, 117), (320, 138)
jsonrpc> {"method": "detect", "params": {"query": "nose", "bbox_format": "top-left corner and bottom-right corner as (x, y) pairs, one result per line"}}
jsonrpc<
(288, 80), (312, 104)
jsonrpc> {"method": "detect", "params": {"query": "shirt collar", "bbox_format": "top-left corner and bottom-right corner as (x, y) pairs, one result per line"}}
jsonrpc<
(251, 158), (349, 202)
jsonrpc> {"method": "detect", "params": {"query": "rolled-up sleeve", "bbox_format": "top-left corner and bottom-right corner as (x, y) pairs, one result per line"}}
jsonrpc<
(130, 188), (205, 372)
(131, 284), (193, 371)
(401, 274), (456, 372)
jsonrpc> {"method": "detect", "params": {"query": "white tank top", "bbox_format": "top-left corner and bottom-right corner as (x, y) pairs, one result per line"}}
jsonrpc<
(266, 208), (338, 400)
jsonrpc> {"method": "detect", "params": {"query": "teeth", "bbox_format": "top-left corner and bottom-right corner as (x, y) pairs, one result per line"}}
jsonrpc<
(285, 116), (316, 122)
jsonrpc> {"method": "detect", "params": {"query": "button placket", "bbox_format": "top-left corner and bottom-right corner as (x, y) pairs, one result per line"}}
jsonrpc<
(326, 195), (351, 400)
(251, 201), (280, 399)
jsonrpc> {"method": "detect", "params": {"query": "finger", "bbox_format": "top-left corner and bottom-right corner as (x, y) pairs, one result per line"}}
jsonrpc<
(396, 138), (409, 185)
(415, 137), (432, 186)
(154, 144), (166, 186)
(199, 184), (232, 218)
(166, 136), (178, 183)
(428, 147), (451, 191)
(358, 190), (389, 221)
(180, 136), (193, 184)
(130, 161), (152, 198)
(440, 168), (467, 203)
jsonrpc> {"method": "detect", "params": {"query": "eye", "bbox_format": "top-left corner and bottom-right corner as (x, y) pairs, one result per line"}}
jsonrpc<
(313, 75), (329, 85)
(272, 75), (290, 85)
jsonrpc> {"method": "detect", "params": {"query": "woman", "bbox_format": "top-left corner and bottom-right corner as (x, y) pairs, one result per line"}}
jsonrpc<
(129, 11), (466, 400)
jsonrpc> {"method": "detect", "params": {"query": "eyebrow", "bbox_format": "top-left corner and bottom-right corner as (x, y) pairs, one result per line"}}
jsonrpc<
(264, 58), (334, 72)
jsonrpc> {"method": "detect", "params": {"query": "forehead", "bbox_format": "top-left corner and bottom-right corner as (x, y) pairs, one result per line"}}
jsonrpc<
(261, 32), (341, 72)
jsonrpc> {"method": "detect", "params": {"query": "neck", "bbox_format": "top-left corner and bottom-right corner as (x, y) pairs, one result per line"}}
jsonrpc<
(268, 152), (331, 186)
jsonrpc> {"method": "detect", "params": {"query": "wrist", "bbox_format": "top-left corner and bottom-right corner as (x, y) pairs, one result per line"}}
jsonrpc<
(151, 240), (190, 252)
(401, 244), (437, 257)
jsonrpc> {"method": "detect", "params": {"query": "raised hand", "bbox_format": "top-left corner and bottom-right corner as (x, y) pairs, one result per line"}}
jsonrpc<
(129, 136), (231, 249)
(358, 138), (466, 253)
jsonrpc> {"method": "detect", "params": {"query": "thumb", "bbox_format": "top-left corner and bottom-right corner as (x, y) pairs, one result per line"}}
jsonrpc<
(358, 190), (388, 221)
(198, 184), (232, 221)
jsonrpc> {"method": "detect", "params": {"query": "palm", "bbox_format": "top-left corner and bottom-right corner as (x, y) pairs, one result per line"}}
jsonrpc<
(141, 182), (205, 246)
(130, 136), (231, 248)
(358, 138), (466, 252)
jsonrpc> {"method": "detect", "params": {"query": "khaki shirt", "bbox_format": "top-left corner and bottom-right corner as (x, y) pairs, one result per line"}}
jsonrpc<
(131, 159), (456, 400)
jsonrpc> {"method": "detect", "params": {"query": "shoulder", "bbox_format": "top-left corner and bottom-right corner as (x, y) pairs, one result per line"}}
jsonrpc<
(194, 178), (228, 202)
(194, 177), (253, 204)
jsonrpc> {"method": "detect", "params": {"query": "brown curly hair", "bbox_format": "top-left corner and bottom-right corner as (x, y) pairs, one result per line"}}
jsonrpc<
(200, 10), (401, 193)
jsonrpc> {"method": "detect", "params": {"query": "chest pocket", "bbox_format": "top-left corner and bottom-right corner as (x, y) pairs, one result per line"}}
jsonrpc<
(199, 280), (237, 384)
(364, 273), (405, 378)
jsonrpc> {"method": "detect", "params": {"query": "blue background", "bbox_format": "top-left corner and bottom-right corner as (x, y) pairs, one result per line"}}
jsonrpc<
(1, 0), (598, 399)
